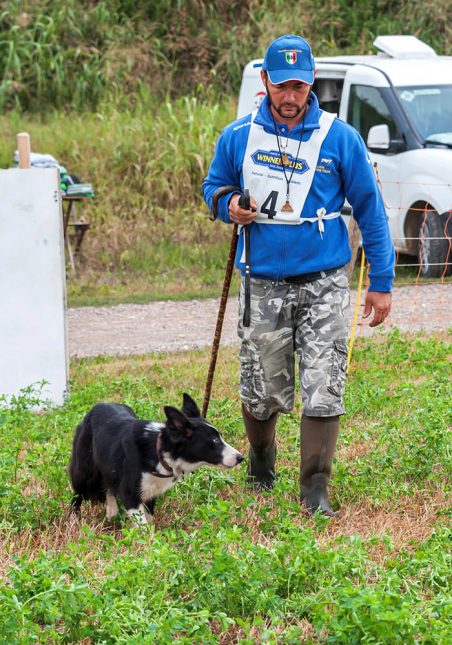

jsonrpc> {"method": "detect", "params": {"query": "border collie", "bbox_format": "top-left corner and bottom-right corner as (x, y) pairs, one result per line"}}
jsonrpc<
(69, 393), (243, 525)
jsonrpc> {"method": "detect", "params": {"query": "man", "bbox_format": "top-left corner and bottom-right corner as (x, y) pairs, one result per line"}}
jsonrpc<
(202, 34), (394, 516)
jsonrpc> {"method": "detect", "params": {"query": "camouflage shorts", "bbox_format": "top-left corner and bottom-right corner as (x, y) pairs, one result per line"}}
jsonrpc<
(237, 268), (350, 420)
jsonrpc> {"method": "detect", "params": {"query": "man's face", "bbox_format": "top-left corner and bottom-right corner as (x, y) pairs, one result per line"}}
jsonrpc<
(261, 71), (312, 121)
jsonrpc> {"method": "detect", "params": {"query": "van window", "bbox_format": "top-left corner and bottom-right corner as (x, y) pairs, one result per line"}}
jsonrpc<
(396, 85), (452, 145)
(313, 78), (343, 114)
(348, 85), (398, 142)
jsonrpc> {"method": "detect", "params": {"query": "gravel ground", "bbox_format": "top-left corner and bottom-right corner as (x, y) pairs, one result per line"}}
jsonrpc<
(67, 283), (451, 358)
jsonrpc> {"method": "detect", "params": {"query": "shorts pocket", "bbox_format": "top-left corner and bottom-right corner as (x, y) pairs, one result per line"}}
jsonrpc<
(330, 267), (349, 289)
(239, 342), (264, 406)
(327, 339), (348, 397)
(250, 278), (273, 299)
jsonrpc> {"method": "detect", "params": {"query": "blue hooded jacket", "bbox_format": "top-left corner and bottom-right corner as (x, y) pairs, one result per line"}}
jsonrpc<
(202, 94), (395, 292)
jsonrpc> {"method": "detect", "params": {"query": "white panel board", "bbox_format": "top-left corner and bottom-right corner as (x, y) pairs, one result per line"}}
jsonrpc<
(0, 168), (68, 406)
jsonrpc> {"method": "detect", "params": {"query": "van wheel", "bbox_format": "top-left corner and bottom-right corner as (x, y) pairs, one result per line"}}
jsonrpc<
(418, 210), (448, 278)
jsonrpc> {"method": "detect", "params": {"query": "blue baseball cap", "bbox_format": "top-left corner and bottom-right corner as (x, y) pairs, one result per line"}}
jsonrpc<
(262, 35), (315, 85)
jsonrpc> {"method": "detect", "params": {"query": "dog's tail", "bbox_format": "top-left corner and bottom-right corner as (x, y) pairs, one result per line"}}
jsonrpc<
(69, 413), (105, 512)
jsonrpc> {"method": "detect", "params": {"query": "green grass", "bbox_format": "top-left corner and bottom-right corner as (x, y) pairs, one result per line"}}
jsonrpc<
(67, 274), (241, 308)
(65, 254), (450, 309)
(65, 218), (241, 307)
(0, 333), (450, 642)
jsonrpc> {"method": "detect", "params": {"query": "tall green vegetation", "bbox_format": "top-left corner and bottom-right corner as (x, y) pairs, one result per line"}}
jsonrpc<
(0, 92), (237, 304)
(1, 0), (451, 303)
(1, 0), (451, 112)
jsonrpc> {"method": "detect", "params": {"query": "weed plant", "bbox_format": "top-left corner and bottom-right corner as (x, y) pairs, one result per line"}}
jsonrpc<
(0, 333), (450, 642)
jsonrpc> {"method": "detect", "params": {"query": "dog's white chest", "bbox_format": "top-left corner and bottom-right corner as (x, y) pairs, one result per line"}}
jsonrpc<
(140, 472), (177, 501)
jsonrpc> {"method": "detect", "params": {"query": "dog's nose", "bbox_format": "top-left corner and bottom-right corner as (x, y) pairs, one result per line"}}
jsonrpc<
(236, 453), (244, 464)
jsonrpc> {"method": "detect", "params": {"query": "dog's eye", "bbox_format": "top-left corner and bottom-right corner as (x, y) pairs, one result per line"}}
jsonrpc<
(212, 437), (220, 444)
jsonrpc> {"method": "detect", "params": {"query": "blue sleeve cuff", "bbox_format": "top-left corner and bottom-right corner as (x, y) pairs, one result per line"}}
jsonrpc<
(368, 277), (393, 293)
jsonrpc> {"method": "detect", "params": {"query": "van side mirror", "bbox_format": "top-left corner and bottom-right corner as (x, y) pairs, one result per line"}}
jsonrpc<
(367, 124), (406, 153)
(367, 124), (390, 150)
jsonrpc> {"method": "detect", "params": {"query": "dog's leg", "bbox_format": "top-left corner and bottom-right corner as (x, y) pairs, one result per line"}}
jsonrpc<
(70, 494), (83, 515)
(105, 492), (119, 519)
(143, 508), (154, 524)
(126, 504), (150, 526)
(143, 500), (155, 525)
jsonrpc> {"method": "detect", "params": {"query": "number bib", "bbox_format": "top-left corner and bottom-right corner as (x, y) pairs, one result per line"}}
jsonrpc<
(243, 110), (335, 225)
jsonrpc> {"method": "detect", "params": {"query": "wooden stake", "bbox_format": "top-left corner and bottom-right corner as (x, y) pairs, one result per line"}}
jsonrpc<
(17, 132), (31, 169)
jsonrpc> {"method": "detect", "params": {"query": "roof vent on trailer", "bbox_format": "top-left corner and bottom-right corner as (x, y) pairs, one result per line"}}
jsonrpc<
(373, 35), (437, 59)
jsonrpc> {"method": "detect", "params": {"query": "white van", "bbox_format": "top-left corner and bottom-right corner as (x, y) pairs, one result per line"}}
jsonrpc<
(238, 36), (452, 277)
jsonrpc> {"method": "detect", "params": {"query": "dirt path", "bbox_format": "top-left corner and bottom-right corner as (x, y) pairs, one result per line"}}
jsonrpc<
(68, 284), (451, 358)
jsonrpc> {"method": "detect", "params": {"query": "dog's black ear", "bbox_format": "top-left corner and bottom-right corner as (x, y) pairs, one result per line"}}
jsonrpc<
(181, 393), (201, 418)
(164, 406), (193, 436)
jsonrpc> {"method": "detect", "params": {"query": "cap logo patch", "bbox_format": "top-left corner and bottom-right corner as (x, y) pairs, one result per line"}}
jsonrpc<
(285, 51), (297, 65)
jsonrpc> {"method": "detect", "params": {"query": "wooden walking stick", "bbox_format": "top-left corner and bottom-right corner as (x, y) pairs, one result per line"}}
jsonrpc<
(202, 222), (238, 418)
(202, 187), (248, 418)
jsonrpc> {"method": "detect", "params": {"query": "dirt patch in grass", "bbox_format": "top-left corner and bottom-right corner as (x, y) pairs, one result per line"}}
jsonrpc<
(213, 617), (317, 643)
(1, 483), (446, 582)
(337, 436), (379, 462)
(320, 487), (447, 562)
(0, 509), (112, 581)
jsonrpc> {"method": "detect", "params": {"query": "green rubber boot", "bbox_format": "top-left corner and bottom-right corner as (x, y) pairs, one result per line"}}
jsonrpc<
(242, 404), (278, 491)
(300, 415), (339, 517)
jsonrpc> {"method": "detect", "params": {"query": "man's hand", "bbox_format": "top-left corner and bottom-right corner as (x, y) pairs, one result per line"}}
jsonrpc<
(229, 193), (257, 225)
(362, 291), (392, 327)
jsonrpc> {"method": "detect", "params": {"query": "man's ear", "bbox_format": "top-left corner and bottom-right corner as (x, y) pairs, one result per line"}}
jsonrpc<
(164, 406), (193, 436)
(181, 393), (201, 419)
(260, 69), (267, 88)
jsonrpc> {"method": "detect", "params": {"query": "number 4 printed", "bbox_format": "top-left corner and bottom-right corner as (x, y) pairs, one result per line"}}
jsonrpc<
(260, 190), (278, 219)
